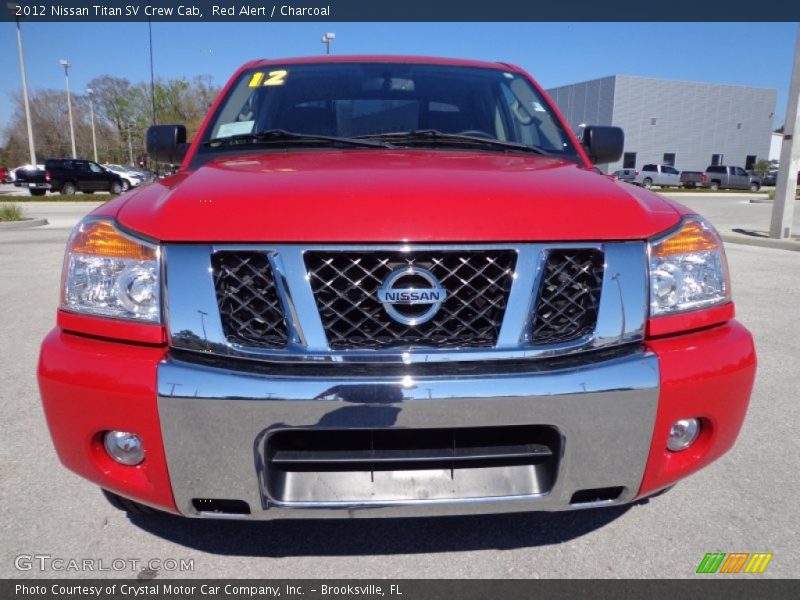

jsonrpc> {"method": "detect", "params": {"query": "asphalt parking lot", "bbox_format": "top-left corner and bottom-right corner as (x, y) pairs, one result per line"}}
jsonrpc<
(1, 196), (798, 579)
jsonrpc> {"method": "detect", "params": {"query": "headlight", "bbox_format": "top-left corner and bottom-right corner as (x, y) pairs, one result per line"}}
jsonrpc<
(648, 217), (730, 316)
(61, 219), (161, 322)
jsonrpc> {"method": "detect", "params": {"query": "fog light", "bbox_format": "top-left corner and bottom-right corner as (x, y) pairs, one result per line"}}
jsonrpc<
(667, 418), (701, 452)
(103, 431), (144, 465)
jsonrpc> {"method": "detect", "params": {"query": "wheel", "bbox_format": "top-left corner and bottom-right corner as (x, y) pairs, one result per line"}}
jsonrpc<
(709, 181), (720, 191)
(684, 182), (696, 189)
(84, 190), (94, 194)
(60, 181), (76, 195)
(101, 489), (158, 515)
(749, 182), (760, 192)
(121, 179), (131, 192)
(110, 181), (123, 195)
(643, 178), (653, 189)
(29, 189), (46, 196)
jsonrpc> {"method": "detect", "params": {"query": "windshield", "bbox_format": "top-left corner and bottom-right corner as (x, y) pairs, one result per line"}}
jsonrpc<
(199, 62), (579, 158)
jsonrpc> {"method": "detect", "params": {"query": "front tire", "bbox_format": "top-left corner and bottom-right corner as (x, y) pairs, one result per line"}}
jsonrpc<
(121, 179), (131, 192)
(101, 489), (159, 516)
(60, 182), (76, 195)
(29, 189), (47, 196)
(749, 182), (760, 192)
(110, 181), (123, 195)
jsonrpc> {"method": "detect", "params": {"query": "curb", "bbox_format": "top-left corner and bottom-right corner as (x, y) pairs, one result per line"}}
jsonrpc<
(0, 218), (49, 230)
(720, 233), (800, 252)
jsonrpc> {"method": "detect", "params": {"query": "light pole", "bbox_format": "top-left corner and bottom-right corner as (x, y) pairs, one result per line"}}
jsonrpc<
(85, 87), (98, 163)
(770, 28), (800, 240)
(127, 124), (134, 166)
(8, 3), (37, 166)
(321, 32), (335, 55)
(59, 59), (77, 158)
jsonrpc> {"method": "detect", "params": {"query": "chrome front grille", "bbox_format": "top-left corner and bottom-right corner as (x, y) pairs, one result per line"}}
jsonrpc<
(531, 249), (605, 344)
(169, 242), (646, 364)
(304, 250), (517, 350)
(211, 251), (289, 349)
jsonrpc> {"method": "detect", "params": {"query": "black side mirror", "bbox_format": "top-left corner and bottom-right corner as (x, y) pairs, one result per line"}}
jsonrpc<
(581, 126), (624, 164)
(146, 124), (188, 165)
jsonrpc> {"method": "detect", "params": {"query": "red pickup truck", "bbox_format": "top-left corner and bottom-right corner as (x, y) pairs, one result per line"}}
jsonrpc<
(38, 56), (756, 519)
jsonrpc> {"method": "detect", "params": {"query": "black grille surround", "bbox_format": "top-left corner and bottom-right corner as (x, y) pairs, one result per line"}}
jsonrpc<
(531, 249), (605, 345)
(211, 251), (289, 349)
(305, 250), (518, 350)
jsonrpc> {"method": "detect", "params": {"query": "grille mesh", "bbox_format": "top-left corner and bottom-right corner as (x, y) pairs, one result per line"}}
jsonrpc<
(531, 249), (604, 344)
(305, 251), (517, 350)
(211, 252), (289, 349)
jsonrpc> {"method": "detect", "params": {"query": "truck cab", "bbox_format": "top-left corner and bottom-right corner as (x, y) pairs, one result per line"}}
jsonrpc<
(635, 164), (681, 188)
(704, 165), (761, 191)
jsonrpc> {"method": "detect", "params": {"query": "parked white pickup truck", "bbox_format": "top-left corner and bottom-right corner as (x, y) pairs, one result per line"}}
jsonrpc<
(634, 164), (681, 188)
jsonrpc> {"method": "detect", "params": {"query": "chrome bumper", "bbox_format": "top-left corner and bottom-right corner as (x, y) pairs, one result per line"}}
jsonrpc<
(157, 348), (659, 519)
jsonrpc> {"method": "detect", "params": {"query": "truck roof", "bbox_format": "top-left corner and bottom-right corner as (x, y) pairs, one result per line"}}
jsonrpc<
(242, 55), (519, 72)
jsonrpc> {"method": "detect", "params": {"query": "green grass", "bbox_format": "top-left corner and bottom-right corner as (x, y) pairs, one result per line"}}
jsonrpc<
(10, 193), (117, 202)
(0, 204), (24, 222)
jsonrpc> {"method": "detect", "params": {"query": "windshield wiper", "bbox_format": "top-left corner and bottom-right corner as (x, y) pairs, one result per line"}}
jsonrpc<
(204, 129), (394, 149)
(357, 129), (553, 155)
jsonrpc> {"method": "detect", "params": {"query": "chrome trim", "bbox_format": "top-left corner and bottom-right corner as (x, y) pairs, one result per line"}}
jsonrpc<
(165, 242), (646, 364)
(157, 346), (660, 518)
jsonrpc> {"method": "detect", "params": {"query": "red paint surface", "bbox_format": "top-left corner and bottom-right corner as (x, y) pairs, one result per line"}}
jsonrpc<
(116, 151), (681, 243)
(647, 303), (735, 338)
(638, 321), (756, 498)
(58, 310), (166, 345)
(37, 330), (177, 513)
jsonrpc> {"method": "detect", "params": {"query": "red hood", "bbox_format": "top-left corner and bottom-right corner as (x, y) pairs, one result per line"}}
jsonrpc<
(115, 150), (681, 243)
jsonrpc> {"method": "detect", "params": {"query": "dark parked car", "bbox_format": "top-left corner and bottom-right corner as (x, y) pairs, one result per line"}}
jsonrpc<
(15, 159), (124, 196)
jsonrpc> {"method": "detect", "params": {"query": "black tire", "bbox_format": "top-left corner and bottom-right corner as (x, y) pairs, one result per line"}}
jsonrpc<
(709, 181), (720, 191)
(643, 178), (653, 189)
(749, 182), (760, 192)
(121, 179), (131, 192)
(61, 181), (77, 195)
(101, 489), (158, 515)
(110, 181), (123, 195)
(684, 182), (696, 189)
(84, 190), (94, 194)
(29, 189), (47, 196)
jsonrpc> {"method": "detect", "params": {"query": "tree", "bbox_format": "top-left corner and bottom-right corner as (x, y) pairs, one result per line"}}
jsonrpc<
(1, 74), (220, 167)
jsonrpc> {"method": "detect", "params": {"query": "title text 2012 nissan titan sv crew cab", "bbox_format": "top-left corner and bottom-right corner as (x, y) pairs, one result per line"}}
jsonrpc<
(38, 56), (756, 519)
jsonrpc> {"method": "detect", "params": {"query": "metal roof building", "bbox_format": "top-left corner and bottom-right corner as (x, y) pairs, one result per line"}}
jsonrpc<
(547, 75), (777, 173)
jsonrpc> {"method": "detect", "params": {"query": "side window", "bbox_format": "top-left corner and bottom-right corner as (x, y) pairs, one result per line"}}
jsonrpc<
(736, 167), (748, 176)
(75, 161), (89, 172)
(642, 165), (656, 172)
(499, 78), (570, 152)
(88, 163), (104, 173)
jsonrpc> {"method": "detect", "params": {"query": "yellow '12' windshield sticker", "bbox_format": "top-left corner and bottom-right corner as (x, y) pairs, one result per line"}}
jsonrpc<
(248, 70), (288, 87)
